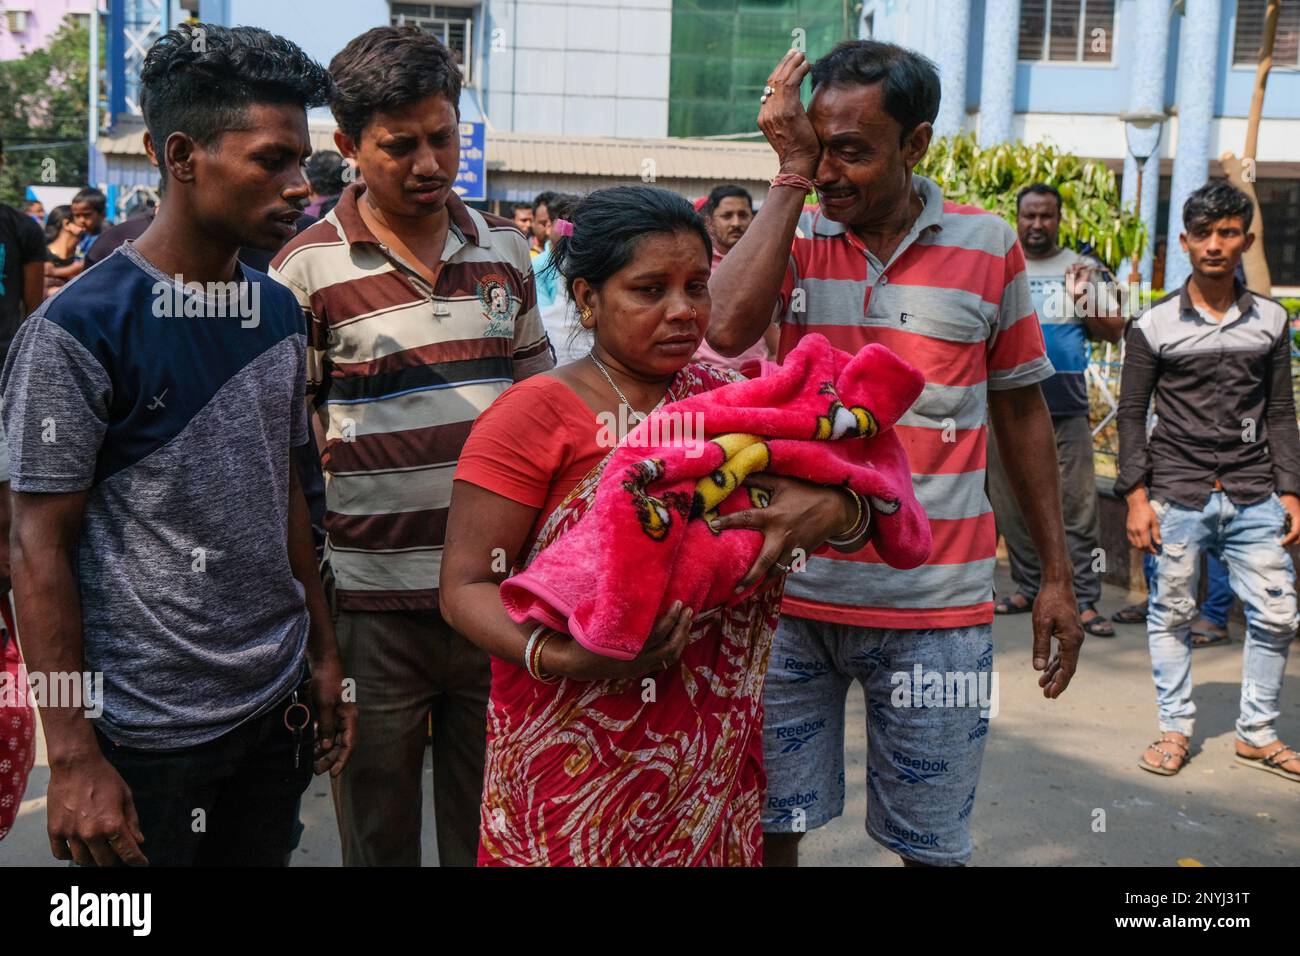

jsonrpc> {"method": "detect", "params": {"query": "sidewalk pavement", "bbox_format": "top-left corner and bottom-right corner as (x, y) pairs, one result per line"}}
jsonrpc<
(4, 564), (1297, 867)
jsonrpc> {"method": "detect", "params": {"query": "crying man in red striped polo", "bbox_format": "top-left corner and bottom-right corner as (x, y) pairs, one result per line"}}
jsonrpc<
(708, 39), (1085, 868)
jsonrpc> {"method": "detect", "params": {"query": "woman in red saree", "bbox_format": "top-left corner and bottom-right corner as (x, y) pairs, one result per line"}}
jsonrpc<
(440, 186), (871, 866)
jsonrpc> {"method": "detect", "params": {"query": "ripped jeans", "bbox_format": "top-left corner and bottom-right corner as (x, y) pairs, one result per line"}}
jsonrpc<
(1147, 492), (1297, 747)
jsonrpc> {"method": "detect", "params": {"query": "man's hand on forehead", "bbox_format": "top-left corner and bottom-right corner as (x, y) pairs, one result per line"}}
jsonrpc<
(758, 50), (820, 176)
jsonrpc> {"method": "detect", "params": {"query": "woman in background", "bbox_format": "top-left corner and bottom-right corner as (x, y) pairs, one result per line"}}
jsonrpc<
(535, 193), (591, 366)
(43, 205), (84, 297)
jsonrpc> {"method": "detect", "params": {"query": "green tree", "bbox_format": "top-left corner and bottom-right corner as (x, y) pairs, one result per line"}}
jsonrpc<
(0, 18), (95, 208)
(916, 133), (1146, 270)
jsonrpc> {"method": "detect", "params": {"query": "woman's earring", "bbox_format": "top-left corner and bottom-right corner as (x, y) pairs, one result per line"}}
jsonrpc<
(580, 307), (594, 329)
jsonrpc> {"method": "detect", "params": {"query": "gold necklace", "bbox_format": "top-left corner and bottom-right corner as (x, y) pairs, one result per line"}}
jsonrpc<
(589, 351), (670, 423)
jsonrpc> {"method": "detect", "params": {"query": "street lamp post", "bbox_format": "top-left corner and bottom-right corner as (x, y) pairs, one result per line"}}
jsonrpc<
(1121, 109), (1167, 289)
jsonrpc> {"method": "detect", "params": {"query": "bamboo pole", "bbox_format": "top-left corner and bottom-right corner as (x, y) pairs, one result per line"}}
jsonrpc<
(1221, 0), (1279, 292)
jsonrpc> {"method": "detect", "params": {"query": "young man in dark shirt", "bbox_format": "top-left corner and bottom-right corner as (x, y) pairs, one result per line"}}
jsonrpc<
(1118, 180), (1300, 783)
(2, 23), (355, 866)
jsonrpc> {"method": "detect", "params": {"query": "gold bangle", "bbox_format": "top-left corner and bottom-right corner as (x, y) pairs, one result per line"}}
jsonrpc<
(524, 626), (546, 680)
(524, 626), (561, 684)
(534, 631), (561, 684)
(831, 488), (862, 538)
(828, 489), (870, 547)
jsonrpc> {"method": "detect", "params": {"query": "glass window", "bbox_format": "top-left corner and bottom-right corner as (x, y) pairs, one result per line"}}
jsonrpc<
(1254, 178), (1300, 286)
(1048, 0), (1083, 60)
(390, 3), (474, 81)
(1019, 0), (1115, 63)
(1233, 0), (1300, 67)
(1018, 0), (1048, 60)
(1081, 0), (1115, 61)
(669, 0), (848, 138)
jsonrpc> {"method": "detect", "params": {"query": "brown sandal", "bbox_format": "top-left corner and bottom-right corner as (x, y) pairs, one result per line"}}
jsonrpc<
(1190, 620), (1231, 648)
(1111, 602), (1148, 624)
(1235, 743), (1300, 783)
(1139, 733), (1190, 776)
(994, 594), (1032, 615)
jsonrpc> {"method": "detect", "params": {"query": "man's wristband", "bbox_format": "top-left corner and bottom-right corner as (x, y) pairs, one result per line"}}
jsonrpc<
(770, 171), (816, 193)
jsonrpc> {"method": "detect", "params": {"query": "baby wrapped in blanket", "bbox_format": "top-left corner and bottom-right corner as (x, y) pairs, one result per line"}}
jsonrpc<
(500, 333), (931, 659)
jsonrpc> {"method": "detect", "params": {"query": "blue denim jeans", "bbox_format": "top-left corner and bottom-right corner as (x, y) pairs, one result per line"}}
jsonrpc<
(1201, 553), (1234, 628)
(1144, 551), (1234, 627)
(1147, 492), (1298, 746)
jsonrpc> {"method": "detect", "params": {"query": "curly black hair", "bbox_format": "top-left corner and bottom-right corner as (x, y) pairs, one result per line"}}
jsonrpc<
(140, 23), (331, 166)
(328, 25), (461, 141)
(1183, 180), (1253, 233)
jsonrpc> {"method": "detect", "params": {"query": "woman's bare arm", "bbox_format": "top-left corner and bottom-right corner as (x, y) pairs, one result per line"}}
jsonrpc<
(438, 479), (539, 667)
(439, 479), (695, 679)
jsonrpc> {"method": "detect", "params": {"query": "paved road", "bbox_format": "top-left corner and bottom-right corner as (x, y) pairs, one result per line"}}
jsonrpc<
(4, 565), (1297, 866)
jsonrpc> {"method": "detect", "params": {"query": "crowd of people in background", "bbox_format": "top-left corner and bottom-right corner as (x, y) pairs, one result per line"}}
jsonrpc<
(0, 22), (1295, 866)
(10, 185), (112, 302)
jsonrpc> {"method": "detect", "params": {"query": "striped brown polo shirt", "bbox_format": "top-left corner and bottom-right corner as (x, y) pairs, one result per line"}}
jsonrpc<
(271, 184), (554, 612)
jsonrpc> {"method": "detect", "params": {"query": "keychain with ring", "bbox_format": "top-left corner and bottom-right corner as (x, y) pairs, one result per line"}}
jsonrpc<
(283, 689), (312, 770)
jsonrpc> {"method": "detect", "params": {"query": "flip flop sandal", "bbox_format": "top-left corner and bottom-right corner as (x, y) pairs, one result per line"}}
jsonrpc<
(1111, 603), (1148, 624)
(1235, 743), (1300, 783)
(1081, 616), (1116, 638)
(994, 595), (1033, 615)
(1080, 605), (1115, 638)
(1138, 735), (1190, 776)
(1190, 628), (1231, 648)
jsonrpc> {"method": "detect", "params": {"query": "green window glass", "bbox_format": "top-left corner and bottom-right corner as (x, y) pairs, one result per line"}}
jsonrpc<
(669, 0), (851, 138)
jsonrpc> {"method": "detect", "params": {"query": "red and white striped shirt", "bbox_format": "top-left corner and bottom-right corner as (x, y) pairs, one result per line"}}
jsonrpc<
(774, 175), (1052, 629)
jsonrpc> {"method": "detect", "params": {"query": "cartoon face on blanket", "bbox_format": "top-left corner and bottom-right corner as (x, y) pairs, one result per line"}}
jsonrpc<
(814, 382), (878, 441)
(500, 333), (931, 660)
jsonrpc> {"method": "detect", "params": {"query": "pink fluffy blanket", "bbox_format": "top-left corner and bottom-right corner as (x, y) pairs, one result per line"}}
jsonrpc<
(500, 333), (931, 659)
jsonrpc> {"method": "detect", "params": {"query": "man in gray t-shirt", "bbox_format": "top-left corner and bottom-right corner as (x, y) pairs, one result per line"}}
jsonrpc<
(1, 24), (353, 868)
(987, 184), (1124, 638)
(5, 242), (314, 748)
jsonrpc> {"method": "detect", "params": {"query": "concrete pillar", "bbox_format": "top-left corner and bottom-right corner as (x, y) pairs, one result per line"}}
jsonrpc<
(933, 0), (971, 138)
(1164, 0), (1221, 291)
(978, 0), (1019, 146)
(1122, 0), (1171, 284)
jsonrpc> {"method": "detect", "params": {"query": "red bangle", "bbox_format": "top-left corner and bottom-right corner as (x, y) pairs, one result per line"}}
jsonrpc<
(770, 171), (816, 193)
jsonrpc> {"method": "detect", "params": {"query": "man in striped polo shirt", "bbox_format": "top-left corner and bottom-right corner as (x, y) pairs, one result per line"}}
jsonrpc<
(709, 41), (1084, 866)
(271, 26), (553, 866)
